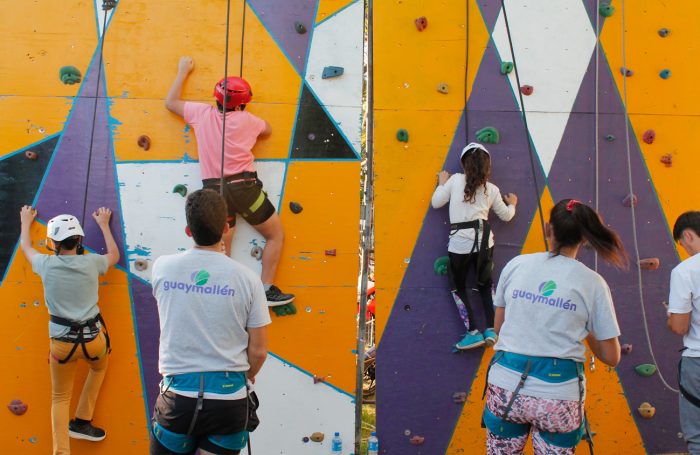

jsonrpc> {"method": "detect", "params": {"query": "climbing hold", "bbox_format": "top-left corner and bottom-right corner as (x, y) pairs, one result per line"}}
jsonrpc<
(660, 69), (672, 80)
(250, 246), (263, 261)
(102, 0), (117, 10)
(302, 436), (310, 443)
(414, 16), (428, 31)
(434, 256), (449, 276)
(294, 21), (307, 34)
(520, 85), (534, 96)
(658, 28), (670, 38)
(660, 154), (673, 167)
(475, 126), (500, 144)
(436, 83), (449, 94)
(310, 432), (325, 443)
(410, 435), (425, 445)
(325, 249), (337, 257)
(500, 62), (514, 75)
(25, 151), (38, 160)
(59, 66), (82, 85)
(620, 67), (634, 77)
(289, 201), (303, 214)
(271, 302), (297, 317)
(639, 258), (660, 271)
(7, 399), (28, 416)
(605, 134), (616, 142)
(622, 194), (637, 208)
(642, 130), (656, 144)
(172, 184), (188, 197)
(599, 4), (615, 17)
(638, 402), (656, 419)
(622, 344), (633, 354)
(307, 133), (316, 141)
(322, 66), (344, 79)
(137, 135), (151, 151)
(313, 375), (326, 384)
(134, 259), (148, 272)
(452, 392), (467, 403)
(635, 363), (657, 377)
(396, 128), (409, 143)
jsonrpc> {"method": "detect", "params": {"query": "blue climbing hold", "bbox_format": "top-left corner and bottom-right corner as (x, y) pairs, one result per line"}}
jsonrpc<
(322, 66), (344, 79)
(660, 69), (671, 79)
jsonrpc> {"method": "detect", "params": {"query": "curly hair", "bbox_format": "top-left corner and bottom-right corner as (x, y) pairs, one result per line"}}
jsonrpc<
(461, 148), (491, 203)
(185, 189), (227, 246)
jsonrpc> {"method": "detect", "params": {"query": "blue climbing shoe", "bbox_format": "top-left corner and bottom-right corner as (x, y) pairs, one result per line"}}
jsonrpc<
(455, 330), (485, 350)
(483, 328), (498, 346)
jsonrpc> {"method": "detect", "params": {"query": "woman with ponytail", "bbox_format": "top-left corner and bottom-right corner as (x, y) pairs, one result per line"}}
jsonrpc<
(481, 199), (626, 455)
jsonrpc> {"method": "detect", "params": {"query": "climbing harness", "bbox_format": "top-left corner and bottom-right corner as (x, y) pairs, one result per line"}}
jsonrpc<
(499, 0), (548, 251)
(482, 352), (594, 454)
(618, 0), (678, 394)
(449, 220), (493, 286)
(50, 313), (110, 364)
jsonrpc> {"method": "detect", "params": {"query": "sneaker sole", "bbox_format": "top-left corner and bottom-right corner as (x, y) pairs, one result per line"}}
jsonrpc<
(68, 430), (106, 442)
(455, 340), (486, 350)
(267, 297), (295, 307)
(484, 338), (497, 347)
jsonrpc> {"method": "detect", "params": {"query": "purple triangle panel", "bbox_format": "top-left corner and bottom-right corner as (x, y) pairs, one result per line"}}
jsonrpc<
(131, 276), (161, 413)
(35, 50), (125, 268)
(247, 0), (318, 74)
(476, 0), (501, 33)
(377, 40), (547, 454)
(548, 40), (684, 455)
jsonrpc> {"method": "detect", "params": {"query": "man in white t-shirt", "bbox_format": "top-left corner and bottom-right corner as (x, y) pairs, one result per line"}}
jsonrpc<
(150, 189), (271, 455)
(668, 211), (700, 455)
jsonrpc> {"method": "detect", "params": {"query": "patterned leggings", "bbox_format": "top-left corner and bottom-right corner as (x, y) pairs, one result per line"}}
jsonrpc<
(485, 384), (582, 455)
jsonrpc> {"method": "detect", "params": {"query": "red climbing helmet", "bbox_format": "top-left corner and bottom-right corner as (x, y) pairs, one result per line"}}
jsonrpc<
(213, 76), (252, 110)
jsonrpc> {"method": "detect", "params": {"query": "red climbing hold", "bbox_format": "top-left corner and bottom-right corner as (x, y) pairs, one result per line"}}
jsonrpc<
(414, 17), (428, 31)
(137, 135), (151, 151)
(622, 194), (638, 208)
(25, 151), (38, 160)
(642, 130), (656, 145)
(621, 343), (633, 354)
(313, 375), (326, 384)
(325, 249), (337, 257)
(7, 399), (28, 416)
(410, 435), (425, 445)
(520, 85), (534, 96)
(639, 258), (660, 271)
(661, 154), (672, 167)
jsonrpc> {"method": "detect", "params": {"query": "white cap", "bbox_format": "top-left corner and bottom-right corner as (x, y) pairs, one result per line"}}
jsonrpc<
(47, 214), (85, 241)
(460, 142), (490, 159)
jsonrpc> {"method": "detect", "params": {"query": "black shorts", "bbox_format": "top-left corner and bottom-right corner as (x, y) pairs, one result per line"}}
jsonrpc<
(150, 391), (260, 455)
(202, 175), (276, 228)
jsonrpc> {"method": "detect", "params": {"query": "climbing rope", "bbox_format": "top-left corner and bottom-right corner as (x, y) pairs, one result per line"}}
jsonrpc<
(499, 0), (548, 251)
(81, 1), (114, 225)
(619, 0), (678, 394)
(593, 0), (601, 272)
(463, 0), (469, 143)
(218, 0), (233, 195)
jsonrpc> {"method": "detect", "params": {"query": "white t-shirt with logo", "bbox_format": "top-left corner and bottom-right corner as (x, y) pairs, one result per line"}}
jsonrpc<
(668, 253), (700, 358)
(152, 248), (271, 376)
(488, 252), (621, 400)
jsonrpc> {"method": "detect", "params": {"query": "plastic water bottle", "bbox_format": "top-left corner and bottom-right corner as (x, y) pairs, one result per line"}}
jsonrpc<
(367, 431), (379, 454)
(331, 432), (342, 454)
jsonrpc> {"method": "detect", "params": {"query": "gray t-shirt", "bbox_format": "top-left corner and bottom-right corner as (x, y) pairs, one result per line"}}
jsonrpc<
(493, 252), (621, 363)
(152, 249), (272, 376)
(31, 254), (109, 338)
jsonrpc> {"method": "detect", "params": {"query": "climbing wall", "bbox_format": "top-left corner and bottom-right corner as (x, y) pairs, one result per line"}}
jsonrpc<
(375, 1), (697, 454)
(0, 1), (362, 453)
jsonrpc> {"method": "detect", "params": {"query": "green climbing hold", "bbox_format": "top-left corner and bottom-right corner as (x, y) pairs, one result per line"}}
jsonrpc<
(434, 256), (449, 276)
(59, 66), (82, 85)
(476, 127), (500, 144)
(295, 21), (307, 34)
(635, 363), (657, 377)
(396, 128), (409, 143)
(172, 184), (188, 197)
(599, 4), (615, 17)
(500, 62), (514, 75)
(271, 302), (297, 317)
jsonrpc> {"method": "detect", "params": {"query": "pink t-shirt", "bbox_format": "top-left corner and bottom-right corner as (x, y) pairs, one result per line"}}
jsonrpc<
(184, 102), (266, 180)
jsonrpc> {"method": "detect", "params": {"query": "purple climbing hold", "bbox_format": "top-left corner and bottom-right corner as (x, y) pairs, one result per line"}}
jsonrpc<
(7, 399), (28, 416)
(642, 130), (656, 145)
(622, 194), (638, 208)
(452, 392), (467, 403)
(620, 67), (634, 77)
(415, 16), (428, 31)
(658, 28), (670, 38)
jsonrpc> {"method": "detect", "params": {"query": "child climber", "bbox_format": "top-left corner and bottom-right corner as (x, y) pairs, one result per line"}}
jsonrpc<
(19, 206), (119, 455)
(165, 56), (294, 307)
(431, 142), (517, 350)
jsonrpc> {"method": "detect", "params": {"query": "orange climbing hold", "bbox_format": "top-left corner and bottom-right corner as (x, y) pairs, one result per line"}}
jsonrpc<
(25, 151), (38, 160)
(637, 402), (656, 419)
(639, 258), (660, 270)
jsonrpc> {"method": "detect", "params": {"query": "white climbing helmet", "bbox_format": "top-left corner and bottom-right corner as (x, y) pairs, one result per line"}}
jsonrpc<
(47, 214), (84, 242)
(460, 142), (490, 159)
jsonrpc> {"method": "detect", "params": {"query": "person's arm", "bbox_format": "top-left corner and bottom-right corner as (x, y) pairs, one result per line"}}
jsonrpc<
(19, 205), (40, 262)
(586, 334), (621, 367)
(247, 326), (268, 379)
(494, 307), (505, 333)
(668, 266), (693, 336)
(259, 120), (272, 138)
(165, 56), (194, 118)
(431, 171), (451, 208)
(668, 312), (691, 336)
(491, 187), (517, 222)
(92, 207), (119, 267)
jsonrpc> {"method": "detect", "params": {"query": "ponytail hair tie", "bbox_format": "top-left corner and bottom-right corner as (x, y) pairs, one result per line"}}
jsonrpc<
(566, 199), (581, 212)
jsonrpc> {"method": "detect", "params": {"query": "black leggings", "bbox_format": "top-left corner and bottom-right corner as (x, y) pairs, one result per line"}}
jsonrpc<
(448, 249), (495, 330)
